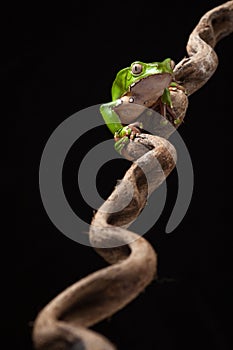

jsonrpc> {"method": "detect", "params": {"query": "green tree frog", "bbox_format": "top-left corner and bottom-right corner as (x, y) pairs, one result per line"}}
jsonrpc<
(100, 58), (181, 154)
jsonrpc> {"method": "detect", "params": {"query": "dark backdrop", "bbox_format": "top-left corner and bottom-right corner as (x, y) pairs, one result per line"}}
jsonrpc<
(4, 1), (233, 349)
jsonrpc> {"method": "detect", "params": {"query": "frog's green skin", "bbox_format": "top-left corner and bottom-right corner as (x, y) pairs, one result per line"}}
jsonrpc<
(100, 58), (178, 153)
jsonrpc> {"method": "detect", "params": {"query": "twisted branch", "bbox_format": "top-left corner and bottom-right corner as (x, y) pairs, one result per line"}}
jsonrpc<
(33, 2), (233, 350)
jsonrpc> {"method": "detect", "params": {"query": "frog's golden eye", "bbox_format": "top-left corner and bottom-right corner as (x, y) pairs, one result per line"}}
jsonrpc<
(131, 63), (143, 75)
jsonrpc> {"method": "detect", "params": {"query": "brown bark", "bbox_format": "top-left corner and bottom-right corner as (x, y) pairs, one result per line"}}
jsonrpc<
(32, 2), (233, 349)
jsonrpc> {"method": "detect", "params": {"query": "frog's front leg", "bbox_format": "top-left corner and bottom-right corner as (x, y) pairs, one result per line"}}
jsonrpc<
(160, 86), (183, 125)
(100, 101), (142, 154)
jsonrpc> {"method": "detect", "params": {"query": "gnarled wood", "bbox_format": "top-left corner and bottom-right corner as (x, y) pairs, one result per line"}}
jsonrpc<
(33, 2), (233, 349)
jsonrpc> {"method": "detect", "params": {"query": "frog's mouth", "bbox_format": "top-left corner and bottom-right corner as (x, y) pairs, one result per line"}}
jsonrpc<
(114, 73), (172, 124)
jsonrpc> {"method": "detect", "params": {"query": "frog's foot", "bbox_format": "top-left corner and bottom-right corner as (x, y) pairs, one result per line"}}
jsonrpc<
(127, 122), (143, 140)
(169, 81), (187, 94)
(114, 122), (143, 154)
(159, 100), (182, 126)
(114, 136), (130, 154)
(114, 122), (143, 142)
(166, 105), (182, 125)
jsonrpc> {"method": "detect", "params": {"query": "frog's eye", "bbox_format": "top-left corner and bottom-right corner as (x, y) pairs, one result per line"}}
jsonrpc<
(131, 63), (143, 75)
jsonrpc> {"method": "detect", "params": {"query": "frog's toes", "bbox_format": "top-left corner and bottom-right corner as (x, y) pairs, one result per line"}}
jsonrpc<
(114, 132), (120, 142)
(169, 82), (187, 94)
(169, 86), (178, 92)
(114, 136), (130, 154)
(174, 117), (182, 125)
(127, 121), (143, 137)
(125, 127), (131, 136)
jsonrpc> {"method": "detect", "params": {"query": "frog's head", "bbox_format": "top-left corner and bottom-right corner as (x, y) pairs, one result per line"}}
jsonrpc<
(111, 58), (174, 101)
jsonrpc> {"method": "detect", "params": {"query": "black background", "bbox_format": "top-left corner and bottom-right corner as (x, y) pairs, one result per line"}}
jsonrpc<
(4, 1), (233, 349)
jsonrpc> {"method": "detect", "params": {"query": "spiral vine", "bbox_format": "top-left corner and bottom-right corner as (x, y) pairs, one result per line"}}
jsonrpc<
(33, 2), (233, 349)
